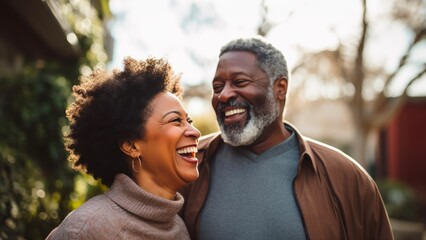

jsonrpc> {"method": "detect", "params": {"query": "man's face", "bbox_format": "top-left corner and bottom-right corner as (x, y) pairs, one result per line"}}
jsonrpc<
(211, 51), (279, 146)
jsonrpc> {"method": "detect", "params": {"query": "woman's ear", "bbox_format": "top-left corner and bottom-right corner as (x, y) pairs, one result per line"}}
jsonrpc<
(119, 140), (138, 158)
(274, 77), (288, 101)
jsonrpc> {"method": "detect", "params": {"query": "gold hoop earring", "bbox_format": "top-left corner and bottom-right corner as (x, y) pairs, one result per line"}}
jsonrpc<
(132, 157), (141, 173)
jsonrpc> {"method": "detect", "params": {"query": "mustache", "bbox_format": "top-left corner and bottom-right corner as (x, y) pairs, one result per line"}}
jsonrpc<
(217, 99), (250, 112)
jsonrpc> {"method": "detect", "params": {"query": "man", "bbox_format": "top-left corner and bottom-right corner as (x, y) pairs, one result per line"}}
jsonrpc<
(180, 36), (393, 240)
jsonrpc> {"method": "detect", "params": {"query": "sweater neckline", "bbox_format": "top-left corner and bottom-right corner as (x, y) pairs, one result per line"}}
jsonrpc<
(105, 174), (184, 223)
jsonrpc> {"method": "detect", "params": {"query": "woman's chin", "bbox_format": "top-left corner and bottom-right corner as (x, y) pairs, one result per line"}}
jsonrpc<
(178, 170), (199, 184)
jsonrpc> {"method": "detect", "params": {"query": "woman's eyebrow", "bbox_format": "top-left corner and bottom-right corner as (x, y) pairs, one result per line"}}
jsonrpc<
(161, 110), (181, 120)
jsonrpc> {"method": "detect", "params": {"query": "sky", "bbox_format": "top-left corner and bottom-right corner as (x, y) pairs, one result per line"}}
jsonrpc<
(107, 0), (426, 106)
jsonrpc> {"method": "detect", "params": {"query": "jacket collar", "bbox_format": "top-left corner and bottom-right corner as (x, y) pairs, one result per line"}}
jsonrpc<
(286, 122), (319, 174)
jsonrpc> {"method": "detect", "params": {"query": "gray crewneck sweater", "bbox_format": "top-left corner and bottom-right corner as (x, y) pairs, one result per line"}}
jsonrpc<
(46, 174), (190, 240)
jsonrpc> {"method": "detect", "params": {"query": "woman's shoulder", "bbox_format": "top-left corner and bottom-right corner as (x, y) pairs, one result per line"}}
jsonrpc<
(46, 194), (125, 239)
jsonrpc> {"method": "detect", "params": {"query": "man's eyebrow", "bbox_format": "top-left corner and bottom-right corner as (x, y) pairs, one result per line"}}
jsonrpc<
(213, 71), (250, 81)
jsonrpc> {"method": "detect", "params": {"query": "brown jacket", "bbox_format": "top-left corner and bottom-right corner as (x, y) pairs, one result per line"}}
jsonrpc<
(180, 123), (393, 240)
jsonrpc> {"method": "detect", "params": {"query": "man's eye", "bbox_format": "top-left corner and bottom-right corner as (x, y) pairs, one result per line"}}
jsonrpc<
(234, 79), (248, 86)
(213, 84), (224, 93)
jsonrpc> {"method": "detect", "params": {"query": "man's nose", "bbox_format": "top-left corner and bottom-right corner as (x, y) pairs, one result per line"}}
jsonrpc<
(217, 84), (236, 102)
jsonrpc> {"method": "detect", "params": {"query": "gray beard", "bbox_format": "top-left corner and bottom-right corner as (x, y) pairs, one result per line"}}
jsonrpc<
(219, 88), (279, 146)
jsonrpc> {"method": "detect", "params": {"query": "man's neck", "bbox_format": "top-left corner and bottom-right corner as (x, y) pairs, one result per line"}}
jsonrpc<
(247, 122), (290, 154)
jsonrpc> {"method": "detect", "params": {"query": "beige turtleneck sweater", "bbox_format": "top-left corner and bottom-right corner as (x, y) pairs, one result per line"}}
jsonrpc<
(46, 174), (190, 240)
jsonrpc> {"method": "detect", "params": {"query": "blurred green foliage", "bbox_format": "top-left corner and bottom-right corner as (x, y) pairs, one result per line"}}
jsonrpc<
(0, 0), (109, 239)
(377, 179), (421, 221)
(0, 64), (75, 239)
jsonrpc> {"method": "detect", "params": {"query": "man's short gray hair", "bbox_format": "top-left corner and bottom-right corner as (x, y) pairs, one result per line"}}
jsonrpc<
(219, 36), (289, 84)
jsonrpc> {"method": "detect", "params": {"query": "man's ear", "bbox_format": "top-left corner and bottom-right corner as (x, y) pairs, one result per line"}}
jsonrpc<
(120, 140), (138, 158)
(274, 77), (288, 101)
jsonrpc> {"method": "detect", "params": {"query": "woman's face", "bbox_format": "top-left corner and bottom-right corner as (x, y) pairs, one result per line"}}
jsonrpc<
(134, 92), (200, 195)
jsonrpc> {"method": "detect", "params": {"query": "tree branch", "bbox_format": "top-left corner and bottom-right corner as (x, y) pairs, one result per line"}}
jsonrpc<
(370, 65), (426, 129)
(383, 27), (426, 90)
(257, 0), (273, 37)
(372, 27), (426, 114)
(350, 0), (368, 122)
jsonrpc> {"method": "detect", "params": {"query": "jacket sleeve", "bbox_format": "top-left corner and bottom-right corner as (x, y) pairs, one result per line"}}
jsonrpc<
(363, 179), (394, 240)
(306, 139), (394, 240)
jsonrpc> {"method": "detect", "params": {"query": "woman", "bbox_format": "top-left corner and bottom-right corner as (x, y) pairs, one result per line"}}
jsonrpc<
(46, 57), (200, 239)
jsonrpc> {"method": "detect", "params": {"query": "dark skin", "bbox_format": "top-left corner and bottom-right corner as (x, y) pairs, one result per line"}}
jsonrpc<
(212, 51), (291, 154)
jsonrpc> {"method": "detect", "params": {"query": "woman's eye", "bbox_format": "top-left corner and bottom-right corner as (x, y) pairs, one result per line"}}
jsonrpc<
(187, 118), (193, 124)
(170, 117), (182, 123)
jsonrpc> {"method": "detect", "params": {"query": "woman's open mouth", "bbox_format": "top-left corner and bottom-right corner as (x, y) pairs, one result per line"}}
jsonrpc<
(177, 146), (198, 163)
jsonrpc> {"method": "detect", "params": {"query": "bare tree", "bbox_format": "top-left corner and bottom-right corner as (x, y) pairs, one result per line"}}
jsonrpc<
(258, 0), (426, 167)
(257, 0), (274, 37)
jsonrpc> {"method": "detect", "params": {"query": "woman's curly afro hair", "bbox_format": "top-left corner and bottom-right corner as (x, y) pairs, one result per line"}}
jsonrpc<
(65, 57), (183, 187)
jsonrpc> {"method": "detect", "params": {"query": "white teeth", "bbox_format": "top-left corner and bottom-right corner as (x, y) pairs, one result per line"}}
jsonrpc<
(177, 146), (198, 154)
(225, 108), (245, 117)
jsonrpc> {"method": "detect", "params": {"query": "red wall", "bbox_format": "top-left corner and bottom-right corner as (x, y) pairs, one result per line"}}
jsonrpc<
(386, 98), (426, 192)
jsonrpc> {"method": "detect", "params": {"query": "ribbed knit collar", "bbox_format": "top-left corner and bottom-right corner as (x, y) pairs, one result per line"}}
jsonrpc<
(105, 174), (184, 223)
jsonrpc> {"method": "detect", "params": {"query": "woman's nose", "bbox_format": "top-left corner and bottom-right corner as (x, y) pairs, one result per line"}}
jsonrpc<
(186, 123), (201, 139)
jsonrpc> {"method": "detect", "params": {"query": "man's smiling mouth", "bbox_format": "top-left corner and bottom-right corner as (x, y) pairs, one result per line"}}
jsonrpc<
(225, 108), (246, 117)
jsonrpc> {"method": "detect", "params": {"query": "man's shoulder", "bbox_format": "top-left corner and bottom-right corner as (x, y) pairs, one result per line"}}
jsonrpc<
(305, 137), (370, 175)
(303, 137), (375, 187)
(287, 122), (360, 170)
(198, 132), (221, 150)
(305, 137), (352, 161)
